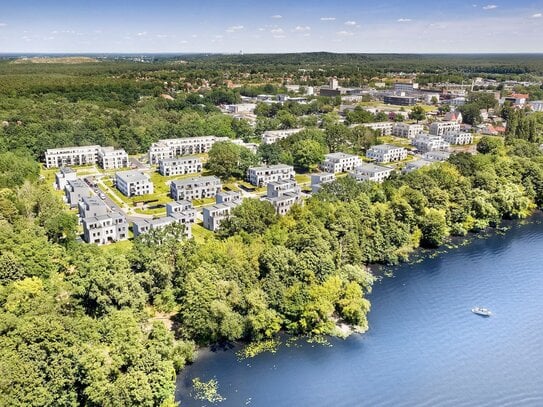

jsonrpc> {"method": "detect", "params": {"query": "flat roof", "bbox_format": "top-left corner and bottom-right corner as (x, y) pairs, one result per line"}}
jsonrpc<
(171, 175), (220, 186)
(353, 163), (393, 174)
(116, 170), (149, 182)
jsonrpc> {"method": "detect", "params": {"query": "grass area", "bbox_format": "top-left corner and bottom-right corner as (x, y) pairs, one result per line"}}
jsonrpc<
(378, 136), (414, 149)
(134, 207), (167, 216)
(192, 197), (217, 207)
(191, 223), (214, 243)
(100, 239), (133, 255)
(294, 174), (311, 185)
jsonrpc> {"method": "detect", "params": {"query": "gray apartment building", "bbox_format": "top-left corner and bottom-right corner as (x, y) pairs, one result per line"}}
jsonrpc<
(148, 136), (228, 165)
(78, 196), (128, 245)
(64, 178), (91, 207)
(366, 144), (408, 163)
(55, 167), (77, 190)
(411, 134), (450, 153)
(45, 145), (128, 169)
(170, 176), (222, 201)
(350, 163), (393, 183)
(158, 156), (203, 176)
(247, 164), (295, 187)
(264, 179), (302, 216)
(320, 153), (362, 174)
(97, 146), (129, 170)
(115, 170), (154, 197)
(311, 173), (336, 193)
(429, 121), (461, 136)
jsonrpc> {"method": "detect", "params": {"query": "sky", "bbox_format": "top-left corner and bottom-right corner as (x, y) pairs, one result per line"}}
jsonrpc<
(0, 0), (542, 53)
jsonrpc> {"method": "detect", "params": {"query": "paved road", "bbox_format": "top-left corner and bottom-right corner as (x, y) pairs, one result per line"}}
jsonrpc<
(129, 156), (149, 170)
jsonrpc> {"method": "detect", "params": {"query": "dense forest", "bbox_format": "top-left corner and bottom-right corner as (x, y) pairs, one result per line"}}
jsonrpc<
(2, 57), (543, 405)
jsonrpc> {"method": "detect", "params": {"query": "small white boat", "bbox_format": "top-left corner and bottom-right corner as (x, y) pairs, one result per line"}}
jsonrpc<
(472, 307), (492, 317)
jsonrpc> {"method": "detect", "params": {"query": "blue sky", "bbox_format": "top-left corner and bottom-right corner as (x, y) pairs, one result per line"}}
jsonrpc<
(0, 1), (542, 53)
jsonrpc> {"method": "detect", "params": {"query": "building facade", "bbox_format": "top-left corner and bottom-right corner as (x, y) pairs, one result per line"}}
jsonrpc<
(350, 163), (393, 183)
(261, 129), (304, 145)
(45, 145), (100, 169)
(441, 132), (473, 145)
(158, 156), (203, 176)
(170, 176), (222, 201)
(320, 153), (362, 174)
(411, 134), (450, 153)
(202, 202), (238, 232)
(429, 121), (461, 136)
(64, 179), (90, 207)
(115, 171), (154, 197)
(311, 173), (336, 193)
(423, 151), (451, 162)
(359, 122), (394, 136)
(366, 144), (408, 163)
(247, 164), (295, 187)
(148, 136), (227, 165)
(97, 147), (129, 170)
(392, 123), (424, 139)
(264, 180), (302, 215)
(55, 167), (77, 190)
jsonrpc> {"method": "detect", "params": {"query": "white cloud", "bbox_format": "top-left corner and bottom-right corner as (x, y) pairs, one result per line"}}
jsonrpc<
(344, 21), (357, 26)
(483, 4), (497, 10)
(156, 34), (169, 38)
(270, 27), (284, 34)
(320, 17), (336, 21)
(294, 25), (311, 32)
(180, 40), (188, 44)
(397, 18), (412, 22)
(532, 13), (542, 18)
(226, 25), (244, 33)
(271, 15), (282, 19)
(336, 30), (354, 37)
(136, 31), (147, 36)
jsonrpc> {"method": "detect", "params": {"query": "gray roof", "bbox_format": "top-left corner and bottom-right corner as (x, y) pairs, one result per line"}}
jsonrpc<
(171, 175), (220, 187)
(353, 163), (393, 174)
(59, 167), (76, 175)
(369, 144), (405, 152)
(159, 156), (201, 164)
(116, 170), (149, 183)
(249, 164), (293, 172)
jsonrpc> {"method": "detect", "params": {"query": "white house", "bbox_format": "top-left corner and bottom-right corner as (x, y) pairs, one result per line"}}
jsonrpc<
(55, 167), (77, 190)
(264, 179), (302, 216)
(423, 151), (451, 162)
(45, 145), (100, 169)
(202, 202), (238, 232)
(115, 170), (154, 197)
(320, 153), (362, 173)
(366, 144), (408, 163)
(359, 122), (394, 136)
(350, 163), (393, 183)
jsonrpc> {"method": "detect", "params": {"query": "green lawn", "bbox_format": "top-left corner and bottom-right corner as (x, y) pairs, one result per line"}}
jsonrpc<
(191, 223), (214, 243)
(294, 174), (311, 185)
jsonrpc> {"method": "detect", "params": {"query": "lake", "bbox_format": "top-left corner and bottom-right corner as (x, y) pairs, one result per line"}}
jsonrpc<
(176, 215), (543, 406)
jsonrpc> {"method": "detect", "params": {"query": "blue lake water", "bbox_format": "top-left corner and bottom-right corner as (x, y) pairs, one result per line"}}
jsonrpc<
(176, 216), (543, 406)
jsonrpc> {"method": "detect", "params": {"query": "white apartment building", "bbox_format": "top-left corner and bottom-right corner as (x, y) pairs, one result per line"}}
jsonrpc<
(350, 163), (393, 183)
(158, 156), (202, 176)
(202, 202), (238, 232)
(360, 122), (394, 136)
(115, 170), (154, 197)
(83, 212), (129, 245)
(403, 159), (434, 174)
(64, 179), (91, 207)
(170, 176), (222, 201)
(132, 212), (194, 239)
(261, 128), (304, 144)
(97, 147), (129, 170)
(392, 123), (424, 139)
(216, 191), (242, 204)
(247, 164), (295, 187)
(264, 179), (302, 216)
(423, 151), (451, 162)
(45, 145), (100, 168)
(320, 153), (362, 174)
(78, 196), (109, 219)
(148, 136), (227, 165)
(441, 132), (473, 145)
(366, 144), (408, 163)
(311, 173), (336, 193)
(429, 121), (461, 136)
(411, 134), (450, 153)
(55, 167), (77, 190)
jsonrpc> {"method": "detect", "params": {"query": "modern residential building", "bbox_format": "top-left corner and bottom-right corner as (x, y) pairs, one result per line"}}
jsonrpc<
(402, 159), (434, 173)
(115, 170), (154, 197)
(320, 153), (362, 173)
(64, 179), (91, 207)
(78, 196), (109, 218)
(55, 167), (77, 190)
(202, 202), (238, 232)
(383, 95), (417, 106)
(530, 101), (543, 112)
(45, 145), (100, 168)
(311, 173), (336, 193)
(132, 212), (194, 239)
(366, 144), (408, 163)
(97, 146), (129, 170)
(411, 134), (450, 153)
(247, 164), (295, 187)
(230, 139), (259, 154)
(158, 156), (202, 176)
(261, 128), (304, 144)
(82, 211), (128, 245)
(429, 121), (461, 136)
(423, 151), (451, 162)
(166, 200), (195, 216)
(148, 136), (227, 164)
(441, 132), (473, 145)
(350, 163), (393, 183)
(170, 176), (222, 201)
(392, 123), (424, 139)
(264, 180), (302, 216)
(359, 122), (394, 136)
(503, 93), (528, 106)
(216, 191), (242, 204)
(394, 82), (419, 92)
